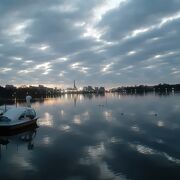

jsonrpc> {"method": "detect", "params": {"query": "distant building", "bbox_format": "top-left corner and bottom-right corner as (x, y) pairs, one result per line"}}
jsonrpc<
(99, 87), (105, 93)
(66, 80), (78, 93)
(83, 87), (88, 91)
(39, 85), (45, 88)
(5, 85), (16, 90)
(73, 80), (77, 90)
(83, 86), (94, 93)
(94, 87), (99, 93)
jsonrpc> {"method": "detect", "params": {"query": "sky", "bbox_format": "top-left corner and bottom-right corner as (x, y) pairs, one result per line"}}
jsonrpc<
(0, 0), (180, 88)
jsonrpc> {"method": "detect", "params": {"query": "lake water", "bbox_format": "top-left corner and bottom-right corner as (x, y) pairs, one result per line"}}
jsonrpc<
(0, 93), (180, 180)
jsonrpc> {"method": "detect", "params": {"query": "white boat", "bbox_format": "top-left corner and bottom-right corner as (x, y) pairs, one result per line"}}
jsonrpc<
(0, 96), (38, 134)
(0, 107), (38, 133)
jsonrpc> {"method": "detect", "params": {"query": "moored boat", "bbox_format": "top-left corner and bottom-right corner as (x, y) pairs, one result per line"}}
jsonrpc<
(0, 106), (38, 134)
(0, 107), (38, 132)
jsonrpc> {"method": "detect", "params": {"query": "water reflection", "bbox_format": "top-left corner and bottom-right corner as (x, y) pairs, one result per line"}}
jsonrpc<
(38, 112), (54, 127)
(129, 143), (180, 164)
(42, 136), (52, 145)
(80, 143), (128, 180)
(0, 128), (37, 159)
(58, 124), (71, 132)
(0, 93), (180, 179)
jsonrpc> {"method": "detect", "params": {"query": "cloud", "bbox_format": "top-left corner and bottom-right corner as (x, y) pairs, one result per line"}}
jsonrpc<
(0, 0), (180, 87)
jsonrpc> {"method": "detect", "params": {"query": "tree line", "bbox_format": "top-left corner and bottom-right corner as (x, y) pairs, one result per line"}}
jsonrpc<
(110, 83), (180, 94)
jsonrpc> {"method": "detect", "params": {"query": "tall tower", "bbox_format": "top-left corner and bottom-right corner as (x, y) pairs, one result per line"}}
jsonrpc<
(74, 80), (77, 89)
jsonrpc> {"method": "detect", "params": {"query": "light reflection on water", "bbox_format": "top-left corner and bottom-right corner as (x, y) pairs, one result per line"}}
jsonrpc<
(0, 93), (180, 180)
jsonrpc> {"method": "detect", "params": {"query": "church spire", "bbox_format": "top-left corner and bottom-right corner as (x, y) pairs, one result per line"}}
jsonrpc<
(74, 80), (77, 89)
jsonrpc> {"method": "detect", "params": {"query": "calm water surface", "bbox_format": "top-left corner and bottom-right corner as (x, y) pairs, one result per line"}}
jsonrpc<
(0, 93), (180, 180)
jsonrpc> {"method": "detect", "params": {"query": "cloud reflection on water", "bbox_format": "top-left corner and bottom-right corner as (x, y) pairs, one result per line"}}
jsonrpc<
(1, 94), (179, 180)
(38, 112), (54, 127)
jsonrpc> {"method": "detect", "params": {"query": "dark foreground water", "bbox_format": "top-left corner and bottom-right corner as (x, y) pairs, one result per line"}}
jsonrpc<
(0, 93), (180, 180)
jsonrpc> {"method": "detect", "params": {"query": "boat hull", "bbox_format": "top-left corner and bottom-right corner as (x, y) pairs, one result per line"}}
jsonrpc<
(0, 119), (38, 136)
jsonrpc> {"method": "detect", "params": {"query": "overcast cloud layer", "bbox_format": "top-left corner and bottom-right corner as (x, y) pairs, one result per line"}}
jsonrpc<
(0, 0), (180, 88)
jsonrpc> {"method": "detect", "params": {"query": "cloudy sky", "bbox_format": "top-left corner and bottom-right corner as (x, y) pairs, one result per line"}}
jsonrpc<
(0, 0), (180, 88)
